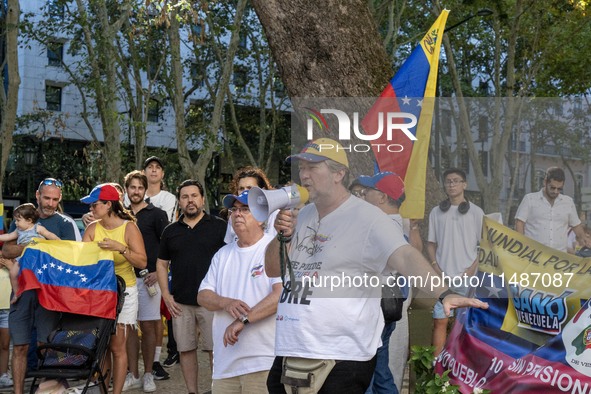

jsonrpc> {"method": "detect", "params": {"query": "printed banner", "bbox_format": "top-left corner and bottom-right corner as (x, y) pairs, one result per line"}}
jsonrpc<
(436, 217), (591, 392)
(18, 239), (118, 319)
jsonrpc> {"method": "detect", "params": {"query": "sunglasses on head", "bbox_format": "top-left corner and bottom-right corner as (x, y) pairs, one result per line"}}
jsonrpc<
(38, 178), (63, 190)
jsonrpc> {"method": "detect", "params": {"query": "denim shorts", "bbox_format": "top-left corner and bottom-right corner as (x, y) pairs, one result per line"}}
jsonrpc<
(433, 285), (470, 319)
(0, 309), (8, 329)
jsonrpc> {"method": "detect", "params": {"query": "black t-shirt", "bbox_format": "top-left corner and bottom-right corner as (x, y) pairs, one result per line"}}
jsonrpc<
(134, 203), (169, 276)
(158, 213), (226, 306)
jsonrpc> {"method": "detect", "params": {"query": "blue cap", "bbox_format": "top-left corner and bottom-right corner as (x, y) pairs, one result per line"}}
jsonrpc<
(222, 190), (249, 209)
(352, 172), (405, 201)
(80, 183), (121, 204)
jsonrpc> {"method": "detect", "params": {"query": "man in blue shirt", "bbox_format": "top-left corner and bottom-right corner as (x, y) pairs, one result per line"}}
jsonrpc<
(4, 178), (77, 394)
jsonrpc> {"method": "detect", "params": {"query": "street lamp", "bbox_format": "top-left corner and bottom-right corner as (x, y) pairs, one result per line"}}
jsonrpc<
(24, 145), (37, 202)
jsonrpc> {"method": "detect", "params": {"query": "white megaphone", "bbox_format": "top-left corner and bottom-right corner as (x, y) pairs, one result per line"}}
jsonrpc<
(248, 185), (309, 222)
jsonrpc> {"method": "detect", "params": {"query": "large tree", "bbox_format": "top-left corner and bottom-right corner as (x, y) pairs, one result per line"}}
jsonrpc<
(251, 0), (445, 214)
(0, 0), (20, 205)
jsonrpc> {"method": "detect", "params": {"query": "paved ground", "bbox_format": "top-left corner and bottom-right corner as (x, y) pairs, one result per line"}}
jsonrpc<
(0, 301), (435, 393)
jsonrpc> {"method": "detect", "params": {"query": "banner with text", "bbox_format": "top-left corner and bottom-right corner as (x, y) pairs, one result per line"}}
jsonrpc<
(436, 217), (591, 393)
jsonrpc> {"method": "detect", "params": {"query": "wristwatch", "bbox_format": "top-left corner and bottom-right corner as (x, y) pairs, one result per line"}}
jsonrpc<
(240, 314), (250, 325)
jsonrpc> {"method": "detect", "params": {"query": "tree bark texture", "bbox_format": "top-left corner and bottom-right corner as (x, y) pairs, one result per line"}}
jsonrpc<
(0, 0), (21, 204)
(251, 0), (446, 217)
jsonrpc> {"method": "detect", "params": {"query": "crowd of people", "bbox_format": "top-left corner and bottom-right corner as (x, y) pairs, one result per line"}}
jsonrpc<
(1, 139), (589, 394)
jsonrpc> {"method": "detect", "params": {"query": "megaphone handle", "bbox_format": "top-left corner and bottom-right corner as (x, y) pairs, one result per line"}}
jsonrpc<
(278, 231), (295, 291)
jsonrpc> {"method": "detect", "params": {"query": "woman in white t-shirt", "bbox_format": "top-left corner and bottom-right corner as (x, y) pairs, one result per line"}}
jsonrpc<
(224, 166), (278, 243)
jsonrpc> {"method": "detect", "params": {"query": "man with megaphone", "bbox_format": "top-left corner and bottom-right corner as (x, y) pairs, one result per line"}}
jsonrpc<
(264, 138), (488, 394)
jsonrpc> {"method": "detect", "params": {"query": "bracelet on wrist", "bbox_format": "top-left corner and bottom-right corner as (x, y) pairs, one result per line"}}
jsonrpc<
(119, 246), (128, 255)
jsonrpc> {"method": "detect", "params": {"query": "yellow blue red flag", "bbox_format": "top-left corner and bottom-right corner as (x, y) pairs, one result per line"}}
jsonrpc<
(18, 239), (118, 319)
(361, 10), (449, 218)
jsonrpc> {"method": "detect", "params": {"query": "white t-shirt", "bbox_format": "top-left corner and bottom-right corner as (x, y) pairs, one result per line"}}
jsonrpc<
(515, 189), (580, 252)
(224, 210), (279, 244)
(274, 196), (407, 361)
(124, 190), (177, 222)
(428, 202), (484, 277)
(199, 233), (281, 379)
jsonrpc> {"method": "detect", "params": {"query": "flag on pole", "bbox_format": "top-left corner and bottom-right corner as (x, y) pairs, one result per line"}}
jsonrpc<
(18, 240), (118, 319)
(361, 10), (449, 218)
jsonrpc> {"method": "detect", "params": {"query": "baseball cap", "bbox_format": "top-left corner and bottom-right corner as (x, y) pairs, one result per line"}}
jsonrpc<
(80, 183), (121, 204)
(352, 172), (405, 201)
(143, 156), (164, 170)
(222, 190), (249, 209)
(287, 138), (349, 168)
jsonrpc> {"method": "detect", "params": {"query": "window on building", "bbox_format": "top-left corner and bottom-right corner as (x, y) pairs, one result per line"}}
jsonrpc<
(535, 169), (546, 190)
(479, 150), (488, 176)
(233, 66), (248, 92)
(238, 29), (248, 48)
(441, 109), (452, 138)
(47, 0), (64, 19)
(147, 99), (160, 122)
(47, 42), (63, 67)
(478, 115), (488, 142)
(459, 147), (470, 174)
(576, 173), (584, 192)
(273, 77), (285, 98)
(190, 62), (205, 87)
(190, 23), (204, 44)
(46, 85), (62, 111)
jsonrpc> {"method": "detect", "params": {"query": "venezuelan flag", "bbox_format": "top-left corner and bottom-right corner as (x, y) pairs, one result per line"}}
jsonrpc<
(18, 240), (118, 319)
(361, 10), (448, 219)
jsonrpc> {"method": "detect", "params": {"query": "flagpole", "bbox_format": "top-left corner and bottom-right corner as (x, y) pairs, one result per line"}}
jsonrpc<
(444, 9), (493, 33)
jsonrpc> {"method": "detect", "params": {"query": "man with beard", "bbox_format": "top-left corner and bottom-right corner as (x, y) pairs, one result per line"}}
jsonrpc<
(3, 178), (78, 394)
(156, 179), (226, 394)
(515, 166), (589, 252)
(123, 171), (169, 392)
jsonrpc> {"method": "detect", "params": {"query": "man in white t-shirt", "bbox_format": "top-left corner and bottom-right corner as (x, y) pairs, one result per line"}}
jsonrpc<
(198, 190), (282, 392)
(427, 168), (484, 357)
(265, 139), (488, 394)
(515, 167), (588, 252)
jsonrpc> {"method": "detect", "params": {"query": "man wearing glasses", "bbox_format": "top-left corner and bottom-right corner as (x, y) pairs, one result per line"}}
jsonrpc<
(156, 179), (226, 394)
(427, 168), (484, 358)
(198, 190), (282, 392)
(515, 166), (589, 252)
(3, 178), (79, 394)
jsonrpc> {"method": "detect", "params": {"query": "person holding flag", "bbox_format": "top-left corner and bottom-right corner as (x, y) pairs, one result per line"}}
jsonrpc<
(81, 183), (147, 394)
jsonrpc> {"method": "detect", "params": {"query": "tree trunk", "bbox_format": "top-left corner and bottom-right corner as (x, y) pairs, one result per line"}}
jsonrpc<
(0, 0), (20, 204)
(251, 0), (445, 215)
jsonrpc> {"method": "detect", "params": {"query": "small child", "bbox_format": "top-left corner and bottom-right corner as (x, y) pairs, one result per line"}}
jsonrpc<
(4, 203), (60, 304)
(0, 203), (59, 245)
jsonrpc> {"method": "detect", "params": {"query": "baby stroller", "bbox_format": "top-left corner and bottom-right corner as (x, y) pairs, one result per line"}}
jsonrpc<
(28, 275), (126, 394)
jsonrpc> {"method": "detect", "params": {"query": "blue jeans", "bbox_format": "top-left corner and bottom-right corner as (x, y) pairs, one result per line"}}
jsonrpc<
(365, 321), (398, 394)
